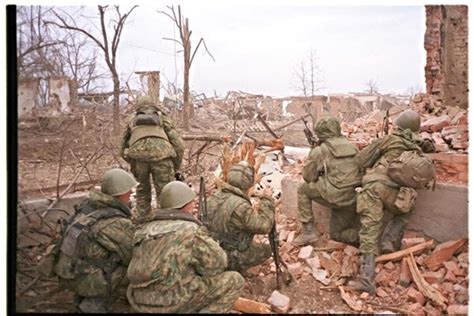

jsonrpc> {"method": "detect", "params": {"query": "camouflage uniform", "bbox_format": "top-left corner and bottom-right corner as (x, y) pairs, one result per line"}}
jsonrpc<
(296, 117), (363, 245)
(207, 181), (275, 272)
(120, 96), (184, 219)
(356, 127), (434, 255)
(126, 209), (244, 313)
(54, 190), (134, 312)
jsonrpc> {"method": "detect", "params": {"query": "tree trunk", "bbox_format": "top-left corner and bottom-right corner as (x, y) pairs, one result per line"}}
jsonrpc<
(112, 71), (120, 134)
(183, 43), (191, 131)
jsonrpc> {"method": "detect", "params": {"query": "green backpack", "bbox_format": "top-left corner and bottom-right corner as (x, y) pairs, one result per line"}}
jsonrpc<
(387, 150), (436, 189)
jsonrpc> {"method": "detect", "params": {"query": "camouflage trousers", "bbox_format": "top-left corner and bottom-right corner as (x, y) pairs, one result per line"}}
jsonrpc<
(130, 158), (175, 219)
(127, 271), (244, 313)
(356, 181), (409, 256)
(226, 242), (272, 271)
(297, 182), (360, 245)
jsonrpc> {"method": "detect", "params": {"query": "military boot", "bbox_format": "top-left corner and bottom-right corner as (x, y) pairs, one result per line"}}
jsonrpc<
(292, 222), (318, 246)
(347, 254), (376, 295)
(380, 217), (405, 254)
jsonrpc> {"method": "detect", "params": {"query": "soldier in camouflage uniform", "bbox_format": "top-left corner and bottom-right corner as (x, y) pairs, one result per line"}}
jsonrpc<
(206, 162), (275, 272)
(348, 110), (435, 294)
(293, 117), (363, 247)
(53, 168), (138, 313)
(127, 181), (244, 313)
(120, 95), (185, 220)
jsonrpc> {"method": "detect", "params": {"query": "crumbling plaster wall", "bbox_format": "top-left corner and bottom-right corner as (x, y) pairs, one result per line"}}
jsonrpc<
(18, 78), (40, 118)
(49, 76), (71, 112)
(425, 5), (468, 109)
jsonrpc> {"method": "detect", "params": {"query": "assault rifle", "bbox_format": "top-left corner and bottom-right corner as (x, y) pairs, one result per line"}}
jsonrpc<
(301, 116), (319, 148)
(198, 176), (208, 225)
(269, 219), (294, 289)
(382, 109), (390, 136)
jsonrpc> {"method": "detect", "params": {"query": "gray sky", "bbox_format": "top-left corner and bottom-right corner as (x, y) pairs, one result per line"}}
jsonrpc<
(53, 3), (427, 98)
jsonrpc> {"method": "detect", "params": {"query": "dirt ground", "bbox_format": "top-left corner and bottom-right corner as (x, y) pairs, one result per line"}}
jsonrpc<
(15, 109), (468, 314)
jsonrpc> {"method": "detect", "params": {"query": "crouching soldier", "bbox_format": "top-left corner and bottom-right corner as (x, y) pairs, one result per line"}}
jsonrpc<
(206, 161), (275, 272)
(126, 181), (244, 313)
(349, 110), (435, 294)
(293, 116), (363, 246)
(53, 168), (137, 313)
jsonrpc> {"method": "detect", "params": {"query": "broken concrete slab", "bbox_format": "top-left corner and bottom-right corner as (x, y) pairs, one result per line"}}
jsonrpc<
(282, 177), (467, 243)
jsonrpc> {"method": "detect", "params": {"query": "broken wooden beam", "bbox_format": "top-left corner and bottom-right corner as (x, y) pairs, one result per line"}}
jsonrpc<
(233, 297), (271, 314)
(255, 113), (281, 139)
(406, 253), (448, 310)
(274, 113), (311, 131)
(375, 240), (433, 263)
(182, 134), (232, 142)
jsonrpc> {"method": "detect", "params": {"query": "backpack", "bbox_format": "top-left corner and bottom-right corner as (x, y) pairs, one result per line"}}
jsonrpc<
(387, 150), (436, 189)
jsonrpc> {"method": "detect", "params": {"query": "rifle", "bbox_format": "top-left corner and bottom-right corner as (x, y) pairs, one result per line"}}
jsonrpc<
(301, 116), (319, 147)
(198, 176), (208, 225)
(269, 219), (294, 290)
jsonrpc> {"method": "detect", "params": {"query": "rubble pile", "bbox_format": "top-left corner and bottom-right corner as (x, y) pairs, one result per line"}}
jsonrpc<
(254, 209), (469, 314)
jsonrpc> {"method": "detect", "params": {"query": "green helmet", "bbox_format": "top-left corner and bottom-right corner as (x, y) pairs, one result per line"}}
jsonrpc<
(394, 110), (421, 132)
(313, 116), (341, 141)
(136, 95), (159, 112)
(101, 168), (138, 196)
(228, 161), (255, 191)
(160, 181), (196, 209)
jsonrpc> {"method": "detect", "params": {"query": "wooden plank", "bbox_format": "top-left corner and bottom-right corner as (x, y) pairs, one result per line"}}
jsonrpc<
(375, 240), (433, 263)
(233, 297), (271, 314)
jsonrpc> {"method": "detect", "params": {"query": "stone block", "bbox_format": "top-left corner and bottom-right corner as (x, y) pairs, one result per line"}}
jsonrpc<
(298, 245), (313, 259)
(407, 287), (426, 306)
(268, 290), (290, 313)
(446, 305), (468, 315)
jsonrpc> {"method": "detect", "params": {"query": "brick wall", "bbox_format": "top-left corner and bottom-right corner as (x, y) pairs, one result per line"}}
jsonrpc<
(424, 5), (468, 109)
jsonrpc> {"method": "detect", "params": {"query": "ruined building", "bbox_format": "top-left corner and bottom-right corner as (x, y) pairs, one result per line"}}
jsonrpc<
(425, 5), (468, 109)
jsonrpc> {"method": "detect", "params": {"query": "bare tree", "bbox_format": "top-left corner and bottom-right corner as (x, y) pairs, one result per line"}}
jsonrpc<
(46, 5), (138, 134)
(293, 49), (323, 98)
(159, 5), (215, 131)
(365, 79), (379, 94)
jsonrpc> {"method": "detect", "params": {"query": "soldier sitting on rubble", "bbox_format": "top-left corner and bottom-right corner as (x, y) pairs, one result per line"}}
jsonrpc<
(126, 181), (244, 313)
(206, 161), (276, 273)
(348, 110), (435, 295)
(292, 116), (364, 247)
(52, 168), (138, 313)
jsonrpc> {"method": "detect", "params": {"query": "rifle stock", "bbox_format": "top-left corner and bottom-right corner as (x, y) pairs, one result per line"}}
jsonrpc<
(301, 116), (319, 147)
(269, 221), (282, 289)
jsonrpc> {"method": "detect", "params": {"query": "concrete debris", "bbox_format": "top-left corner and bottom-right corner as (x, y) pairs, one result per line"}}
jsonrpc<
(297, 245), (313, 259)
(268, 290), (290, 313)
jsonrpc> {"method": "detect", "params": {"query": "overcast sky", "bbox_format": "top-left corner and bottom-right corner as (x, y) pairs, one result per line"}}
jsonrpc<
(43, 2), (427, 98)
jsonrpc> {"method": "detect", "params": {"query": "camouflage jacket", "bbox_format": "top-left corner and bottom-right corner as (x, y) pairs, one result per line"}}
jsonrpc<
(119, 112), (184, 169)
(358, 128), (433, 186)
(302, 136), (363, 207)
(54, 190), (134, 281)
(206, 183), (275, 252)
(127, 209), (228, 305)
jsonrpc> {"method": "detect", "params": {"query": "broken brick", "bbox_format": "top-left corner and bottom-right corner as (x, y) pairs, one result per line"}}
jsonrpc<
(407, 287), (426, 306)
(286, 231), (296, 244)
(444, 270), (457, 282)
(326, 240), (347, 250)
(421, 115), (451, 132)
(374, 270), (393, 287)
(407, 302), (425, 316)
(383, 261), (395, 272)
(442, 261), (460, 274)
(457, 253), (468, 269)
(298, 245), (313, 259)
(287, 262), (304, 278)
(424, 303), (442, 316)
(399, 257), (412, 287)
(424, 239), (467, 270)
(375, 287), (388, 298)
(343, 245), (359, 256)
(305, 257), (321, 271)
(422, 270), (445, 284)
(268, 290), (290, 313)
(446, 305), (468, 315)
(359, 292), (369, 300)
(279, 229), (289, 242)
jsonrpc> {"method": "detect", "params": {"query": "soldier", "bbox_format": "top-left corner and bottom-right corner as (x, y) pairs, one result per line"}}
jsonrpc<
(348, 110), (435, 294)
(120, 95), (185, 220)
(293, 116), (363, 247)
(206, 161), (275, 272)
(126, 181), (244, 313)
(53, 168), (137, 313)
